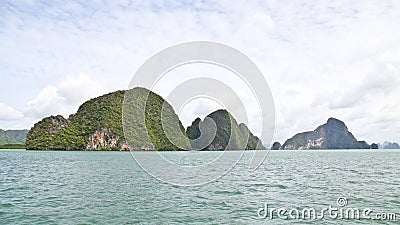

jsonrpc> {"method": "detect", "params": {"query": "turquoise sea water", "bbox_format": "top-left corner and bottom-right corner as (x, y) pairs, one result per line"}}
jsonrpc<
(0, 149), (399, 224)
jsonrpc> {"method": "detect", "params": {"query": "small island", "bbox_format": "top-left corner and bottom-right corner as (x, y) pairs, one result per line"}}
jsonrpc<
(275, 118), (378, 150)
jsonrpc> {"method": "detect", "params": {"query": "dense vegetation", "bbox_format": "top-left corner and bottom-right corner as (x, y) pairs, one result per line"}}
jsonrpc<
(26, 115), (69, 150)
(26, 87), (190, 150)
(238, 123), (265, 150)
(123, 87), (190, 150)
(186, 109), (265, 150)
(54, 90), (125, 150)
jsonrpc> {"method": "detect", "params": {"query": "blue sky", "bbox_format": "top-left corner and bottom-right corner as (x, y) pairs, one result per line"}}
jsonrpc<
(1, 0), (400, 144)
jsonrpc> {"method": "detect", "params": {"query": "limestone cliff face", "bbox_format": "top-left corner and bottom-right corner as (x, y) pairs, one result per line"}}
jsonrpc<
(282, 118), (370, 150)
(86, 128), (119, 150)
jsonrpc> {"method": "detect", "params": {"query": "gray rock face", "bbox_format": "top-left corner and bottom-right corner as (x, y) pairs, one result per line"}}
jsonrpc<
(282, 118), (370, 150)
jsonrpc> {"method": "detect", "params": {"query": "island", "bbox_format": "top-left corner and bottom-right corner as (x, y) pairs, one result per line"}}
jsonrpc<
(281, 118), (370, 150)
(186, 109), (265, 150)
(0, 129), (28, 149)
(25, 87), (265, 151)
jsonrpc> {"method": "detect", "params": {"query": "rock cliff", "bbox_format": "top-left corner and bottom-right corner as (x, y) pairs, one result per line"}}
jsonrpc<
(282, 118), (370, 150)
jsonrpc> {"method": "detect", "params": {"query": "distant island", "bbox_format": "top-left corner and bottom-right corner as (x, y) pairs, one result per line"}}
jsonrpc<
(0, 129), (28, 149)
(25, 87), (265, 151)
(380, 141), (400, 149)
(272, 118), (395, 150)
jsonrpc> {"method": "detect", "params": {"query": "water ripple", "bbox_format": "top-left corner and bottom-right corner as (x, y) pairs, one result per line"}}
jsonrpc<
(0, 150), (399, 224)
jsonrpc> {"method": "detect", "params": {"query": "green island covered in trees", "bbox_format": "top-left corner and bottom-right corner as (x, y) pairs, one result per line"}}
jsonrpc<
(26, 87), (265, 151)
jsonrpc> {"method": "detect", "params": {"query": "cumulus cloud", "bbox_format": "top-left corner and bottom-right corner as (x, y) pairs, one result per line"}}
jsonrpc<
(0, 102), (24, 120)
(24, 73), (106, 119)
(25, 86), (64, 118)
(58, 73), (104, 104)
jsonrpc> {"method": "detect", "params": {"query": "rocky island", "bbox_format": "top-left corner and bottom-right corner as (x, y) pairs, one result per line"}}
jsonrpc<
(186, 109), (265, 150)
(280, 118), (370, 150)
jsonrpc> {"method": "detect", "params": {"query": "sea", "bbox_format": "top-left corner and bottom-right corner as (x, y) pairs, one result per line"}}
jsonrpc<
(0, 149), (399, 224)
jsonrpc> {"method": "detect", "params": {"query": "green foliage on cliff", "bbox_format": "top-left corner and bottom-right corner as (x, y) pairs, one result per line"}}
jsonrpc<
(55, 90), (125, 150)
(123, 87), (190, 150)
(186, 109), (265, 150)
(26, 87), (190, 150)
(26, 115), (69, 150)
(238, 123), (265, 150)
(207, 109), (245, 149)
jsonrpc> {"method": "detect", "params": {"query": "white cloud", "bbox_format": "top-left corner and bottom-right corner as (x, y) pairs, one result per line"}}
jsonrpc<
(24, 73), (106, 119)
(58, 73), (104, 104)
(25, 86), (65, 118)
(0, 102), (24, 120)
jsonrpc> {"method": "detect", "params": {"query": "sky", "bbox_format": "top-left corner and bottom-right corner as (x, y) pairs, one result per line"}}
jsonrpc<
(0, 0), (399, 145)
